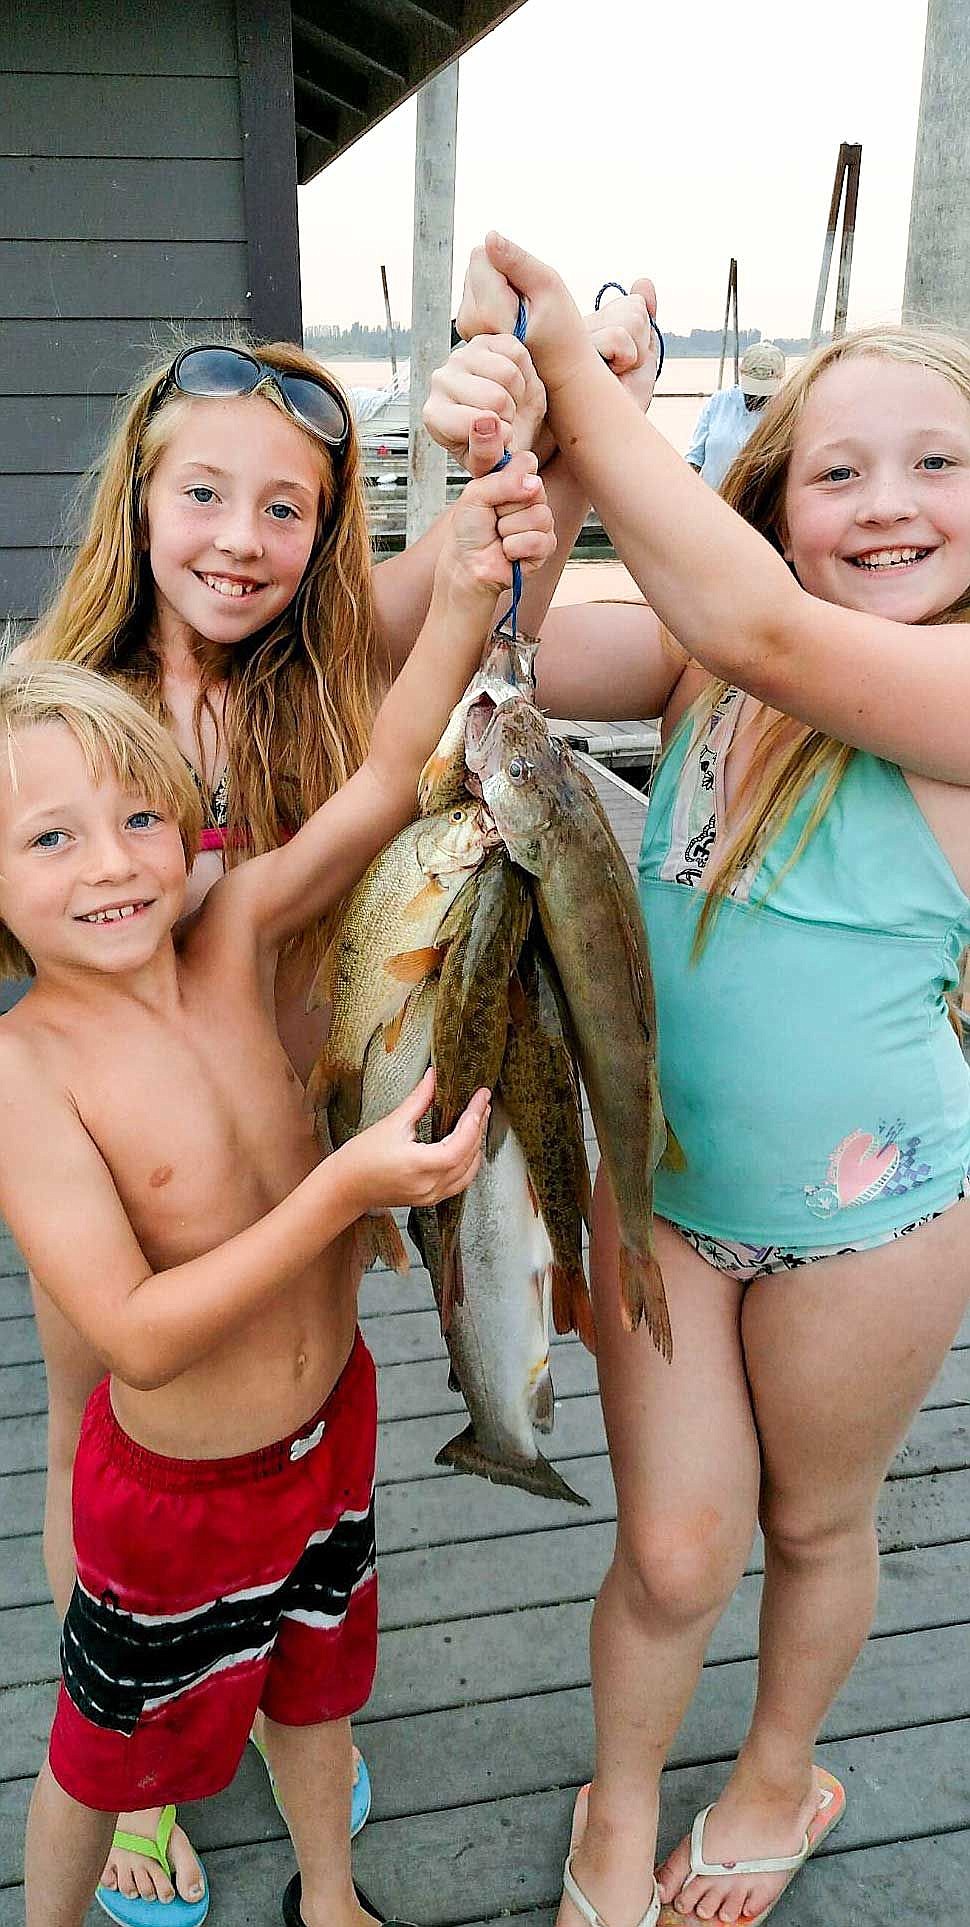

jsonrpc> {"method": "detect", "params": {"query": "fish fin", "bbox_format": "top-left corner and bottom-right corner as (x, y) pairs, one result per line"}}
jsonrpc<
(382, 1007), (406, 1052)
(618, 1248), (673, 1362)
(447, 1365), (462, 1394)
(658, 1121), (687, 1173)
(435, 1196), (466, 1329)
(406, 1205), (437, 1279)
(306, 939), (338, 1012)
(551, 1264), (597, 1353)
(530, 1365), (556, 1435)
(435, 1425), (588, 1506)
(355, 1212), (410, 1277)
(385, 945), (443, 984)
(402, 880), (447, 922)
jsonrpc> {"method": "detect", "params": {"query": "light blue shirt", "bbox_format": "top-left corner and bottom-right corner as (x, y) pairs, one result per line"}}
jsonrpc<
(684, 386), (759, 489)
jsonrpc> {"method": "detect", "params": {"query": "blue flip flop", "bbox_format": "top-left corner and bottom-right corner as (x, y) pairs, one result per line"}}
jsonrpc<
(95, 1805), (209, 1927)
(250, 1731), (372, 1837)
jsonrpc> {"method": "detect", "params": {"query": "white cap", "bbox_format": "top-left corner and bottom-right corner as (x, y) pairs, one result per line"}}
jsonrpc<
(739, 341), (785, 397)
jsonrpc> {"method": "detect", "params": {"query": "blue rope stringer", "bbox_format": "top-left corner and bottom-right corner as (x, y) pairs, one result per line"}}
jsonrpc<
(594, 281), (665, 381)
(490, 298), (529, 638)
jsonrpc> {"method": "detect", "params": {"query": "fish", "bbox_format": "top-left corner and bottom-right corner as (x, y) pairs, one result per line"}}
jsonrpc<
(418, 630), (538, 816)
(430, 849), (532, 1322)
(500, 930), (595, 1350)
(307, 801), (497, 1152)
(409, 1098), (588, 1507)
(467, 695), (672, 1358)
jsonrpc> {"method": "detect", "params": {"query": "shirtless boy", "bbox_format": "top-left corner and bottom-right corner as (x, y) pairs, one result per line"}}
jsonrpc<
(0, 454), (554, 1927)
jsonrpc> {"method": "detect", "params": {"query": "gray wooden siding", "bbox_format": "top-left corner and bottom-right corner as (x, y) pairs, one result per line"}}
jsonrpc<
(0, 0), (250, 630)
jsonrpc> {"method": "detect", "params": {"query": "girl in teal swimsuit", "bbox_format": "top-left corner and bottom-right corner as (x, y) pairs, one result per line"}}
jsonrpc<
(456, 237), (970, 1927)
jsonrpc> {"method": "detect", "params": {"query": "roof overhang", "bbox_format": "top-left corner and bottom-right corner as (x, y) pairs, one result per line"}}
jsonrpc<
(291, 1), (527, 183)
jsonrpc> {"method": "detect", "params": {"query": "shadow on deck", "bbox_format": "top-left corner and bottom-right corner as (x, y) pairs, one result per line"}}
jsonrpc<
(1, 760), (969, 1923)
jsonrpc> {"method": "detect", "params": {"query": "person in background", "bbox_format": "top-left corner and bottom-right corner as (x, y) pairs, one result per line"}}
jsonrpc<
(685, 340), (786, 487)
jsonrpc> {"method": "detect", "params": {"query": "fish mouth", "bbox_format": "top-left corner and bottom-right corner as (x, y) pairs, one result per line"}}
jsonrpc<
(464, 693), (498, 771)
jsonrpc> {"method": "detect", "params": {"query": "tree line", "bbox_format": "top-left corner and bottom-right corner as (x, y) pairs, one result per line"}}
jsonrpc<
(306, 320), (816, 359)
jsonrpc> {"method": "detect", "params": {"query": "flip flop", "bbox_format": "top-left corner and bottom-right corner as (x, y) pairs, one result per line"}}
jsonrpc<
(657, 1768), (846, 1927)
(564, 1783), (660, 1927)
(281, 1872), (417, 1925)
(250, 1729), (372, 1837)
(95, 1805), (209, 1927)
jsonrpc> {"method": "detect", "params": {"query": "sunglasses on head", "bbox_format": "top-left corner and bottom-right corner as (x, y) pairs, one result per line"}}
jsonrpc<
(152, 346), (351, 451)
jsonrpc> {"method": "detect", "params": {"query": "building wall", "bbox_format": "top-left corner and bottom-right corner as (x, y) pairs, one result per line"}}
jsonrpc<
(0, 0), (252, 637)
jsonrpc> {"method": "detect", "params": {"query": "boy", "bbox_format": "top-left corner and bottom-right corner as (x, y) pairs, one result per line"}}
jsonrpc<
(0, 456), (553, 1927)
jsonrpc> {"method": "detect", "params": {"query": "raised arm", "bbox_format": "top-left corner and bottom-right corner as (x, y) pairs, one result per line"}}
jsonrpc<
(0, 1040), (486, 1392)
(226, 455), (555, 951)
(486, 234), (970, 786)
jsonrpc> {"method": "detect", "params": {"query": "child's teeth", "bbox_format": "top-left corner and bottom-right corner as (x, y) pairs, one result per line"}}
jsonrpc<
(855, 547), (925, 569)
(202, 574), (256, 598)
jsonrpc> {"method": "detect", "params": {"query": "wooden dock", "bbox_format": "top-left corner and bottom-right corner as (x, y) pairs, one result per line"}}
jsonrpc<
(1, 760), (969, 1924)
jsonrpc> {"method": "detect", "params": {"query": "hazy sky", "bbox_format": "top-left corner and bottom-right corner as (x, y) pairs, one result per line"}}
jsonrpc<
(298, 0), (929, 340)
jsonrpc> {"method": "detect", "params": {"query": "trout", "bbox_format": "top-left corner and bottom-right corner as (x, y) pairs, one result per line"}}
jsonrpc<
(467, 696), (672, 1358)
(409, 1100), (587, 1506)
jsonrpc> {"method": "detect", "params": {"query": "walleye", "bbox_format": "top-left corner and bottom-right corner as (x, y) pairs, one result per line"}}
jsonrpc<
(431, 850), (532, 1321)
(308, 802), (496, 1151)
(418, 631), (538, 816)
(500, 931), (595, 1351)
(409, 1100), (587, 1507)
(467, 696), (672, 1358)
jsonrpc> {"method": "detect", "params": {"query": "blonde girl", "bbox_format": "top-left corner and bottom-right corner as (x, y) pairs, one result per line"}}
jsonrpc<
(454, 237), (970, 1927)
(19, 335), (561, 1922)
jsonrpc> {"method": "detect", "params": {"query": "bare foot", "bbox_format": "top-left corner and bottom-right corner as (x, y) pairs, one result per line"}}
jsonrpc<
(99, 1808), (204, 1908)
(656, 1766), (823, 1924)
(556, 1783), (660, 1927)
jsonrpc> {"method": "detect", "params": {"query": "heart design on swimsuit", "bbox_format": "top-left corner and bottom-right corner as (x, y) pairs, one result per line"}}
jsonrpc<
(832, 1130), (899, 1208)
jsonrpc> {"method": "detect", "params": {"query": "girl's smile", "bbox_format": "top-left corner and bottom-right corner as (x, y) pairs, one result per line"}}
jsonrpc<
(146, 395), (323, 650)
(783, 356), (970, 624)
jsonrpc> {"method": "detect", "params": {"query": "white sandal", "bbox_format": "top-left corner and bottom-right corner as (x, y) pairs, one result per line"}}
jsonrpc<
(562, 1850), (660, 1927)
(670, 1770), (845, 1927)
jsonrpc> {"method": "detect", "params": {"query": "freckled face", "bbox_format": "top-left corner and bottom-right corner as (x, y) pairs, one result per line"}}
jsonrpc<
(145, 394), (324, 651)
(0, 724), (187, 977)
(783, 356), (970, 623)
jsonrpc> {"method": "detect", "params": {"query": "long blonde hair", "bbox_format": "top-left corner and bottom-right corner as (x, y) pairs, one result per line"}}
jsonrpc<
(0, 661), (202, 978)
(689, 324), (970, 953)
(25, 338), (384, 966)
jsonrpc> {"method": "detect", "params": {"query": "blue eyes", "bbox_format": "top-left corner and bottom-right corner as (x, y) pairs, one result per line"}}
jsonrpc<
(820, 455), (954, 484)
(186, 487), (298, 519)
(30, 812), (161, 850)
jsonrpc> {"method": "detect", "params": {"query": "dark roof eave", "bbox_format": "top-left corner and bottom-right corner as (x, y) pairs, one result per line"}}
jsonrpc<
(291, 0), (527, 184)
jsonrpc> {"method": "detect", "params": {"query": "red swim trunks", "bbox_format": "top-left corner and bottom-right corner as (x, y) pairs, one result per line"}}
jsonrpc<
(49, 1331), (377, 1812)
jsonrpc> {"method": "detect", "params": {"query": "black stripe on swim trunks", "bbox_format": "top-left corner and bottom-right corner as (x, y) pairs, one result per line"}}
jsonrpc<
(61, 1501), (376, 1734)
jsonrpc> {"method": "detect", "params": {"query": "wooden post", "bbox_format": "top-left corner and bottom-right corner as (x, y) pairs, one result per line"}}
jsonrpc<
(717, 259), (739, 390)
(904, 0), (970, 328)
(810, 143), (861, 346)
(407, 63), (458, 544)
(380, 265), (398, 384)
(235, 0), (303, 343)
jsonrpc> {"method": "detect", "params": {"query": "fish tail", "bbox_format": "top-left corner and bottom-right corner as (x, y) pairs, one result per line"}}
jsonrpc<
(435, 1425), (588, 1506)
(353, 1212), (410, 1277)
(618, 1247), (673, 1362)
(550, 1263), (597, 1354)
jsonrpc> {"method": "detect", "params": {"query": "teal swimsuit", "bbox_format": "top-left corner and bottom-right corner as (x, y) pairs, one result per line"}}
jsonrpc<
(638, 688), (970, 1262)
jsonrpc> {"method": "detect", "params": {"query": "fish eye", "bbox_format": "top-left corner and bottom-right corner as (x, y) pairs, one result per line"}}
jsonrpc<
(508, 758), (527, 782)
(450, 808), (465, 822)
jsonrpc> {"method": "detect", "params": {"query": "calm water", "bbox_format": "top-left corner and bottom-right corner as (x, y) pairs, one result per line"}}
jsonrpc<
(324, 354), (797, 460)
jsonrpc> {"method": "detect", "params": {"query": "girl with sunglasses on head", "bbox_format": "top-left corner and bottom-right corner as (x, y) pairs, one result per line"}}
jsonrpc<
(17, 333), (567, 1925)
